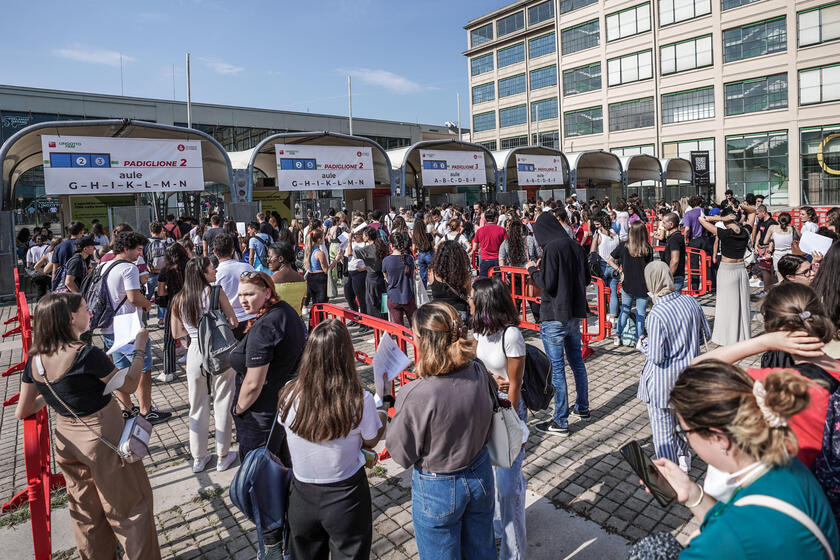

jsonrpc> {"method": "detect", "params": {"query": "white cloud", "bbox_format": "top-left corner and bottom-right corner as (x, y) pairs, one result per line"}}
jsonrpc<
(342, 68), (437, 95)
(199, 57), (244, 75)
(53, 45), (133, 67)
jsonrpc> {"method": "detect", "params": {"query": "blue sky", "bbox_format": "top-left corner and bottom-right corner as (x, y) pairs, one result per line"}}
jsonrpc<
(2, 0), (511, 125)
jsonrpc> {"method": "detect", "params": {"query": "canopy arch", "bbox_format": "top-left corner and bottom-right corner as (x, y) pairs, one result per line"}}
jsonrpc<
(660, 157), (695, 201)
(492, 147), (570, 203)
(619, 154), (663, 208)
(565, 150), (623, 204)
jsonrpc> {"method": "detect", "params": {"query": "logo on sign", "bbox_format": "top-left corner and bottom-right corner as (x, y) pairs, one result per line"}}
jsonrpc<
(48, 142), (56, 148)
(177, 144), (185, 152)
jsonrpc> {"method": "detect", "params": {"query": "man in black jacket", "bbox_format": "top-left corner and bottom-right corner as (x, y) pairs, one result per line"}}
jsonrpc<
(527, 212), (591, 436)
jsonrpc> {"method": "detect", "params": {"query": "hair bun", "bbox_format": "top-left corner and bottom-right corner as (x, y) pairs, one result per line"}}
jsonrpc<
(761, 369), (811, 421)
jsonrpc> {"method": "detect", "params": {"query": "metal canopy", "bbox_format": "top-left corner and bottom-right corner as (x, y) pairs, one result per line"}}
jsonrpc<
(565, 150), (623, 186)
(660, 157), (694, 184)
(618, 154), (662, 185)
(0, 119), (234, 209)
(492, 146), (570, 192)
(387, 139), (498, 196)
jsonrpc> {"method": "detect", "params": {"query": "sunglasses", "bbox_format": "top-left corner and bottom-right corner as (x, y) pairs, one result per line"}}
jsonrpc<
(239, 271), (262, 280)
(674, 424), (706, 443)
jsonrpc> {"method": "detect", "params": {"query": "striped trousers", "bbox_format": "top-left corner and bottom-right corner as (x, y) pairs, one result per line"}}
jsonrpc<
(647, 403), (691, 471)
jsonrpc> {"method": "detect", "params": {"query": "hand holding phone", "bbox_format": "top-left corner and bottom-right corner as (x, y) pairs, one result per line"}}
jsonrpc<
(619, 441), (677, 507)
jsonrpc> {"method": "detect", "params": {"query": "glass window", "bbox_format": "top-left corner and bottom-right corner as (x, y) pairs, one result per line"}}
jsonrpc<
(497, 12), (525, 37)
(561, 19), (600, 54)
(662, 87), (715, 124)
(607, 50), (653, 86)
(530, 65), (557, 90)
(660, 0), (712, 26)
(532, 98), (559, 121)
(472, 82), (495, 104)
(500, 135), (529, 149)
(529, 1), (555, 25)
(609, 97), (655, 131)
(500, 105), (528, 127)
(723, 17), (787, 62)
(663, 138), (716, 183)
(798, 3), (840, 47)
(660, 35), (713, 75)
(564, 106), (603, 137)
(560, 0), (598, 14)
(529, 33), (556, 58)
(497, 43), (526, 68)
(563, 62), (602, 96)
(471, 53), (494, 76)
(726, 131), (788, 204)
(473, 111), (496, 132)
(1, 111), (31, 145)
(532, 131), (560, 148)
(498, 74), (527, 98)
(723, 0), (760, 10)
(799, 64), (840, 105)
(725, 73), (788, 115)
(471, 23), (494, 47)
(478, 140), (498, 151)
(607, 3), (651, 41)
(612, 144), (655, 156)
(800, 124), (840, 205)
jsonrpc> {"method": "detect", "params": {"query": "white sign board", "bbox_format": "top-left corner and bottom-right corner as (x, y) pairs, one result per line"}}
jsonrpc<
(514, 154), (564, 186)
(274, 144), (374, 191)
(419, 149), (485, 186)
(41, 135), (204, 195)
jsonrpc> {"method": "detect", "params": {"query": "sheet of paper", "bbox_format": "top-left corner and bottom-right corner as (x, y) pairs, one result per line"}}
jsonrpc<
(372, 335), (411, 397)
(106, 312), (142, 356)
(236, 222), (247, 237)
(799, 231), (833, 256)
(337, 232), (349, 252)
(103, 368), (129, 394)
(353, 222), (367, 234)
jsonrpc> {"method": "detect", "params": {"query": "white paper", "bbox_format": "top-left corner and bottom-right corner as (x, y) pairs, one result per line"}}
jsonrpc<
(236, 222), (246, 237)
(799, 231), (833, 256)
(353, 222), (367, 234)
(372, 335), (410, 398)
(337, 232), (349, 252)
(107, 312), (142, 356)
(103, 368), (130, 394)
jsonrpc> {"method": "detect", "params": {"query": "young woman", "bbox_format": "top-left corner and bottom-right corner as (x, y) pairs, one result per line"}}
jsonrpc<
(223, 220), (245, 262)
(411, 214), (435, 288)
(91, 221), (109, 250)
(290, 218), (304, 246)
(590, 214), (620, 323)
(498, 218), (541, 323)
(278, 320), (387, 560)
(268, 241), (306, 315)
(304, 229), (330, 307)
(170, 257), (239, 473)
(177, 237), (196, 260)
(614, 200), (630, 242)
(443, 218), (470, 251)
(15, 293), (160, 559)
(355, 227), (388, 319)
(345, 219), (369, 316)
(157, 242), (189, 381)
(768, 212), (801, 281)
(191, 219), (207, 255)
(778, 254), (816, 285)
(389, 215), (409, 235)
(800, 206), (820, 234)
(428, 239), (473, 322)
(608, 221), (653, 346)
(387, 301), (495, 559)
(470, 278), (528, 560)
(382, 232), (416, 327)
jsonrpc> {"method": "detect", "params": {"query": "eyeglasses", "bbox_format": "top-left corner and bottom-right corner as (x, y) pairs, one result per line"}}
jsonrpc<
(794, 266), (814, 277)
(674, 425), (705, 443)
(239, 271), (261, 280)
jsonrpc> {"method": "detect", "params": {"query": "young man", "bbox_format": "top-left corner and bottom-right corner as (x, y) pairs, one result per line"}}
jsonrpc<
(471, 208), (506, 278)
(527, 212), (591, 436)
(214, 233), (255, 340)
(247, 221), (272, 273)
(384, 206), (397, 232)
(256, 212), (275, 241)
(51, 221), (86, 290)
(25, 234), (51, 299)
(202, 214), (224, 257)
(144, 221), (171, 323)
(64, 236), (96, 293)
(752, 204), (777, 293)
(163, 214), (181, 240)
(660, 213), (687, 293)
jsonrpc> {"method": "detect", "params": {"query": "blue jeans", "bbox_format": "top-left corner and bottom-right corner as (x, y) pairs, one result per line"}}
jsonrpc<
(417, 250), (434, 288)
(617, 290), (649, 342)
(540, 319), (589, 428)
(478, 258), (498, 279)
(412, 447), (496, 560)
(600, 260), (619, 317)
(673, 276), (684, 294)
(102, 332), (152, 372)
(494, 398), (527, 559)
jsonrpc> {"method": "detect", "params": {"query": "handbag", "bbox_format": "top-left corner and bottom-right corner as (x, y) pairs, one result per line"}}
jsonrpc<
(415, 272), (430, 307)
(482, 362), (524, 469)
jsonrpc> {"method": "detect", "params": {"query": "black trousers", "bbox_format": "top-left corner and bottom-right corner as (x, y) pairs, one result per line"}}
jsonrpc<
(349, 271), (367, 315)
(306, 273), (329, 305)
(288, 468), (372, 560)
(365, 275), (386, 319)
(343, 273), (358, 312)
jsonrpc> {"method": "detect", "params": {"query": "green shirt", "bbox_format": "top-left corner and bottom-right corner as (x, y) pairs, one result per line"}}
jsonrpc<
(681, 459), (839, 559)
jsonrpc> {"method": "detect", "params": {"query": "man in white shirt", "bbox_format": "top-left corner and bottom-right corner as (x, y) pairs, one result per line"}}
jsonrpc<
(213, 233), (256, 340)
(25, 235), (49, 268)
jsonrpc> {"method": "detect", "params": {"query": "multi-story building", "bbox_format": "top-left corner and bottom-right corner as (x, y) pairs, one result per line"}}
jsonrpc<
(464, 0), (840, 206)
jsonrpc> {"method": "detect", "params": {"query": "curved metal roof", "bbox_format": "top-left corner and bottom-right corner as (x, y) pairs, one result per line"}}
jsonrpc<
(660, 157), (694, 183)
(618, 154), (663, 184)
(565, 150), (623, 185)
(491, 146), (570, 191)
(386, 139), (498, 195)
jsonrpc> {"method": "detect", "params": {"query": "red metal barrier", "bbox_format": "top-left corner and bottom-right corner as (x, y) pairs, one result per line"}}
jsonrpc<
(2, 270), (22, 337)
(3, 291), (31, 377)
(684, 247), (712, 296)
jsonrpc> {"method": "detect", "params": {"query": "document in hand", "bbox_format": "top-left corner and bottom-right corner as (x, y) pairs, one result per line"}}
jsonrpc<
(372, 334), (410, 398)
(799, 231), (833, 256)
(236, 222), (247, 237)
(107, 312), (143, 356)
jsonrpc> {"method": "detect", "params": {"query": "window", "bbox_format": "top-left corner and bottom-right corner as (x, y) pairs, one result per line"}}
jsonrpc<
(726, 131), (788, 204)
(564, 106), (603, 137)
(609, 97), (655, 131)
(471, 53), (494, 76)
(529, 1), (555, 25)
(497, 12), (525, 37)
(473, 111), (496, 132)
(660, 35), (713, 75)
(799, 65), (840, 105)
(561, 20), (600, 54)
(477, 140), (498, 151)
(529, 33), (556, 58)
(799, 3), (840, 47)
(497, 43), (525, 68)
(607, 50), (653, 86)
(471, 23), (493, 47)
(725, 74), (788, 115)
(612, 144), (655, 156)
(530, 66), (557, 90)
(500, 105), (528, 127)
(607, 3), (651, 42)
(532, 98), (559, 121)
(723, 17), (787, 62)
(564, 62), (602, 95)
(500, 135), (529, 149)
(472, 82), (495, 104)
(532, 131), (560, 148)
(662, 87), (715, 123)
(663, 138), (716, 183)
(723, 0), (760, 9)
(498, 74), (527, 98)
(801, 125), (840, 205)
(560, 0), (598, 14)
(660, 0), (711, 26)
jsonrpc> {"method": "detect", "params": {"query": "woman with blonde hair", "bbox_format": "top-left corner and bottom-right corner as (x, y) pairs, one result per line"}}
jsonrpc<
(608, 220), (653, 346)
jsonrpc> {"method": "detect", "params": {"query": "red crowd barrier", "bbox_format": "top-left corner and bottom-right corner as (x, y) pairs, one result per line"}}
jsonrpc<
(653, 246), (711, 296)
(2, 269), (22, 338)
(3, 291), (31, 379)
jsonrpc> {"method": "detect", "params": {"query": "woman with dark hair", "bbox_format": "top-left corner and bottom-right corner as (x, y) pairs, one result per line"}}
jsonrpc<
(591, 214), (620, 323)
(390, 215), (408, 235)
(15, 293), (160, 559)
(812, 243), (840, 333)
(191, 219), (207, 255)
(157, 242), (190, 381)
(178, 237), (196, 259)
(498, 219), (541, 322)
(428, 239), (473, 322)
(354, 226), (388, 319)
(171, 257), (239, 473)
(304, 229), (331, 307)
(278, 320), (386, 559)
(470, 277), (527, 559)
(411, 213), (435, 288)
(383, 231), (416, 327)
(778, 254), (815, 285)
(223, 220), (245, 261)
(91, 222), (109, 249)
(801, 206), (820, 234)
(768, 212), (800, 281)
(268, 241), (306, 315)
(344, 218), (368, 316)
(608, 221), (653, 346)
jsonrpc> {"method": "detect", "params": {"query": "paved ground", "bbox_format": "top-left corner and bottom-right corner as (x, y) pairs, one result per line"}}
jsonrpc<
(0, 281), (766, 559)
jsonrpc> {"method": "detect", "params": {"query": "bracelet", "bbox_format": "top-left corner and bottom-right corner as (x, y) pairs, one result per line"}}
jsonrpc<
(685, 483), (705, 508)
(132, 350), (145, 358)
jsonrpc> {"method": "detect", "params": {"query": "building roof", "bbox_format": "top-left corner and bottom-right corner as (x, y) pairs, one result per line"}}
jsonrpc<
(464, 0), (532, 29)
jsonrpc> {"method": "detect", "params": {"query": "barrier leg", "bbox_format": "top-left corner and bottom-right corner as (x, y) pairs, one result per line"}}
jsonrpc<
(581, 317), (594, 359)
(4, 315), (18, 325)
(2, 360), (25, 377)
(2, 325), (21, 338)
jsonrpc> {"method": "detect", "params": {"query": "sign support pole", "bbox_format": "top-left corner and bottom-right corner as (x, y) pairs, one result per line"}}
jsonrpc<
(456, 93), (461, 141)
(348, 75), (353, 136)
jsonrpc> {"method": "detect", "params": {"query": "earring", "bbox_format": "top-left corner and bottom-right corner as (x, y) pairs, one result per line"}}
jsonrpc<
(721, 449), (728, 456)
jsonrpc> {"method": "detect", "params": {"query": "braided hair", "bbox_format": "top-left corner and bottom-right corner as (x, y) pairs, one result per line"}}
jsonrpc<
(364, 226), (389, 260)
(389, 231), (412, 276)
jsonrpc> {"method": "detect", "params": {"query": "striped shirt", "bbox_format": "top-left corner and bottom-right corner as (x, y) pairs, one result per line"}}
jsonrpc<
(639, 291), (711, 408)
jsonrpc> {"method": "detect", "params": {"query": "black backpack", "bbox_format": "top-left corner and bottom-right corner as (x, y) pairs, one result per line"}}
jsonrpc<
(502, 328), (555, 412)
(82, 259), (133, 330)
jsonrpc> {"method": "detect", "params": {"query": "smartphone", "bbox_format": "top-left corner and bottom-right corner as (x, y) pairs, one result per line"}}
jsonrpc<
(362, 448), (378, 469)
(619, 440), (677, 507)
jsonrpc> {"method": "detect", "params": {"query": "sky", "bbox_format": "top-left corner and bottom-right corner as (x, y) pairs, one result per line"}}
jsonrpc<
(2, 0), (512, 126)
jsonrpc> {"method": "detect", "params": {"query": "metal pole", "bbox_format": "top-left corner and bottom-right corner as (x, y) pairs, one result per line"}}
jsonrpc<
(348, 75), (353, 136)
(120, 54), (124, 96)
(172, 64), (176, 101)
(186, 52), (192, 128)
(457, 92), (462, 141)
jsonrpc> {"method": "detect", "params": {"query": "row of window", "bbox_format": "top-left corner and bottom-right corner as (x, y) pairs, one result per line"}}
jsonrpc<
(470, 32), (556, 77)
(469, 1), (554, 47)
(472, 66), (558, 103)
(476, 130), (562, 152)
(473, 98), (560, 131)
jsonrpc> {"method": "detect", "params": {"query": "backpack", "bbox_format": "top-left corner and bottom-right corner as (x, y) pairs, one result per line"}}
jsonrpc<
(252, 234), (271, 268)
(83, 259), (132, 330)
(163, 223), (178, 240)
(145, 237), (169, 273)
(814, 387), (840, 526)
(197, 286), (237, 376)
(502, 328), (555, 412)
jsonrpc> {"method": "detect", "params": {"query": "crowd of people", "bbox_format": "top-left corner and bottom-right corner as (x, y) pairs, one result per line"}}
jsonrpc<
(10, 194), (840, 559)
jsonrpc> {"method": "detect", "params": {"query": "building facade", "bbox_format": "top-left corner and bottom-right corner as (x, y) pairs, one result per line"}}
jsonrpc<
(465, 0), (840, 206)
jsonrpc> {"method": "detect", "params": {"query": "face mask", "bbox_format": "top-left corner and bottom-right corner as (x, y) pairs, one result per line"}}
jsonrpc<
(703, 462), (765, 502)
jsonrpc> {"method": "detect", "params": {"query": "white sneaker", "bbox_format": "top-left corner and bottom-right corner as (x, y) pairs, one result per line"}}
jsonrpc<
(748, 278), (762, 288)
(177, 355), (187, 364)
(613, 336), (622, 347)
(192, 454), (213, 473)
(216, 451), (238, 472)
(155, 372), (174, 383)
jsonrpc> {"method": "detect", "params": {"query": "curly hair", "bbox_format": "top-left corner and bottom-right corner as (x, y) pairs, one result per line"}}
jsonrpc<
(431, 240), (472, 299)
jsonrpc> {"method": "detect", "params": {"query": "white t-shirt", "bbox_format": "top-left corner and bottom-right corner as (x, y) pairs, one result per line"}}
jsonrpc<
(474, 326), (526, 379)
(26, 245), (48, 268)
(802, 222), (819, 234)
(93, 234), (109, 249)
(280, 391), (382, 484)
(616, 211), (630, 242)
(215, 259), (256, 322)
(180, 288), (210, 339)
(100, 259), (141, 334)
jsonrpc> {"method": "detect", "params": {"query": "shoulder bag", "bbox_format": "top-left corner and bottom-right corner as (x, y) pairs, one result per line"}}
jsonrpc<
(481, 360), (523, 469)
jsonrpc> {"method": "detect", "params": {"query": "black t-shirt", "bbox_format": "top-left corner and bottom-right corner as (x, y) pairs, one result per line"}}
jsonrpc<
(65, 253), (89, 284)
(611, 244), (653, 298)
(203, 227), (224, 250)
(356, 244), (384, 281)
(662, 232), (686, 278)
(229, 301), (307, 413)
(717, 227), (750, 259)
(22, 345), (115, 417)
(430, 281), (470, 322)
(755, 217), (777, 246)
